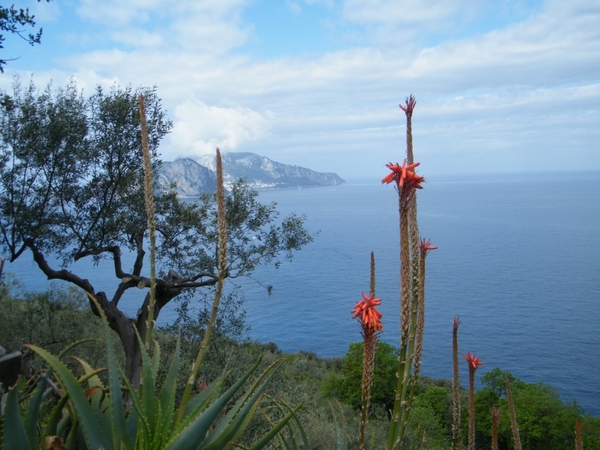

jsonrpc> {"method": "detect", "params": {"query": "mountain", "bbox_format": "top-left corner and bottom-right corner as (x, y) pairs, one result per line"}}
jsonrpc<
(158, 158), (216, 197)
(160, 152), (345, 197)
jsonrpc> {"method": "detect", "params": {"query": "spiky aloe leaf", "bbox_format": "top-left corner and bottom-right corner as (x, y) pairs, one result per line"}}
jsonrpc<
(23, 374), (48, 447)
(328, 400), (349, 450)
(2, 387), (31, 450)
(264, 395), (310, 450)
(103, 319), (131, 450)
(248, 401), (305, 450)
(156, 337), (181, 440)
(163, 358), (263, 450)
(202, 359), (286, 449)
(25, 344), (111, 450)
(135, 331), (157, 437)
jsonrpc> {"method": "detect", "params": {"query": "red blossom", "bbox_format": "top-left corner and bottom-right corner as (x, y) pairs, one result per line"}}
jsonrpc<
(399, 95), (417, 114)
(420, 238), (437, 256)
(352, 292), (383, 332)
(453, 315), (461, 331)
(382, 159), (425, 189)
(462, 353), (483, 370)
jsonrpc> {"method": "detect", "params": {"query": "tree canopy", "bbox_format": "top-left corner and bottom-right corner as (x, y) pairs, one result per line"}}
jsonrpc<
(0, 1), (49, 72)
(0, 78), (313, 386)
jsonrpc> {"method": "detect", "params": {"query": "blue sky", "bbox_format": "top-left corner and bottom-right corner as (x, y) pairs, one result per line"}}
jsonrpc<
(1, 0), (599, 179)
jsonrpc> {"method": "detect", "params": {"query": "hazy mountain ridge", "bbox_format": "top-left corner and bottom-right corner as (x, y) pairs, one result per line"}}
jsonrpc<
(160, 152), (345, 197)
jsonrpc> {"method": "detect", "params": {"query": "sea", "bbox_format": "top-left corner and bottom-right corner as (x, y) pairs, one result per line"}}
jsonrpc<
(4, 171), (600, 416)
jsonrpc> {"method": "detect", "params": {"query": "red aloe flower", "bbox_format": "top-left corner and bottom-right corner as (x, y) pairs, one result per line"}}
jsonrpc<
(382, 159), (425, 189)
(462, 353), (483, 370)
(399, 95), (417, 114)
(352, 292), (383, 332)
(420, 238), (437, 257)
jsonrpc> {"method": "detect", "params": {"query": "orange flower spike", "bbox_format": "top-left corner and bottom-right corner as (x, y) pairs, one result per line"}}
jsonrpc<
(382, 159), (420, 186)
(352, 292), (383, 331)
(462, 353), (483, 370)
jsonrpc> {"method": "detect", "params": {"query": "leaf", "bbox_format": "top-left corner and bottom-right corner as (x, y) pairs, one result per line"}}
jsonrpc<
(164, 358), (263, 450)
(156, 336), (181, 440)
(25, 344), (111, 450)
(2, 387), (31, 450)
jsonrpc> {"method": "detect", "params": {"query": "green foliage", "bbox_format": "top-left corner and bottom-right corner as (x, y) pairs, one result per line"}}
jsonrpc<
(0, 1), (49, 72)
(0, 297), (306, 449)
(324, 341), (399, 413)
(0, 282), (107, 370)
(475, 368), (593, 450)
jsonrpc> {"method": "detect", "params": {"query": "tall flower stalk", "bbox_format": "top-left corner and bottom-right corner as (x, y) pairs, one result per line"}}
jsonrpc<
(575, 417), (583, 450)
(384, 95), (435, 450)
(463, 353), (483, 450)
(139, 95), (157, 349)
(491, 407), (502, 450)
(352, 252), (382, 449)
(505, 376), (522, 450)
(451, 315), (462, 450)
(176, 147), (228, 424)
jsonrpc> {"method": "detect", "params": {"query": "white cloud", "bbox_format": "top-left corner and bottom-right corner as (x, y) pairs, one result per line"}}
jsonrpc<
(4, 0), (598, 177)
(166, 99), (272, 159)
(342, 0), (470, 25)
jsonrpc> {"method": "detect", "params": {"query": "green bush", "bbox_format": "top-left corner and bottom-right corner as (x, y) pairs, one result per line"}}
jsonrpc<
(323, 341), (399, 413)
(474, 368), (595, 450)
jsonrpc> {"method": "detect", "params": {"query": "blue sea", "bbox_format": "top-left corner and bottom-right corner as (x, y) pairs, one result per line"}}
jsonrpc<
(5, 171), (600, 416)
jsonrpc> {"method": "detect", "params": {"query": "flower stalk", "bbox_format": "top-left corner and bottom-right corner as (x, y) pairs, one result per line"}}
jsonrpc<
(575, 417), (583, 450)
(176, 147), (228, 424)
(384, 96), (433, 450)
(506, 376), (522, 450)
(491, 407), (502, 450)
(354, 252), (380, 449)
(451, 315), (462, 450)
(463, 352), (483, 450)
(139, 95), (157, 349)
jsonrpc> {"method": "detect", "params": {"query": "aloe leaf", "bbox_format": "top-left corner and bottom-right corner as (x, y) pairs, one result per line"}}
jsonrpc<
(26, 344), (111, 450)
(202, 384), (265, 449)
(272, 396), (310, 450)
(183, 376), (222, 417)
(2, 387), (31, 450)
(136, 331), (157, 430)
(23, 374), (48, 447)
(103, 320), (130, 450)
(119, 365), (151, 444)
(43, 390), (70, 440)
(56, 338), (100, 360)
(164, 358), (262, 450)
(157, 337), (180, 438)
(329, 400), (348, 450)
(203, 359), (285, 448)
(248, 403), (303, 450)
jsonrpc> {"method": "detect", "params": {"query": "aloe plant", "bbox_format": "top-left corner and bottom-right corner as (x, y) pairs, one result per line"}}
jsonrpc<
(1, 119), (306, 449)
(1, 302), (303, 449)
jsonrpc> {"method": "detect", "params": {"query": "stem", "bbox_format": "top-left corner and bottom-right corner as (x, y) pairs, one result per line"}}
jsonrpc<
(358, 252), (377, 450)
(491, 407), (501, 450)
(359, 330), (376, 450)
(139, 95), (156, 349)
(468, 367), (476, 450)
(176, 148), (228, 424)
(506, 376), (522, 450)
(575, 418), (583, 450)
(452, 316), (462, 450)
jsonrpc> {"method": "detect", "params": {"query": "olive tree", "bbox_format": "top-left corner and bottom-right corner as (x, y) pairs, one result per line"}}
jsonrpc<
(0, 79), (312, 387)
(0, 1), (50, 72)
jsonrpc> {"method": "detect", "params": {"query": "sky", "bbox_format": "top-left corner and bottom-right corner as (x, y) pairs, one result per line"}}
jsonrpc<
(1, 0), (599, 180)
